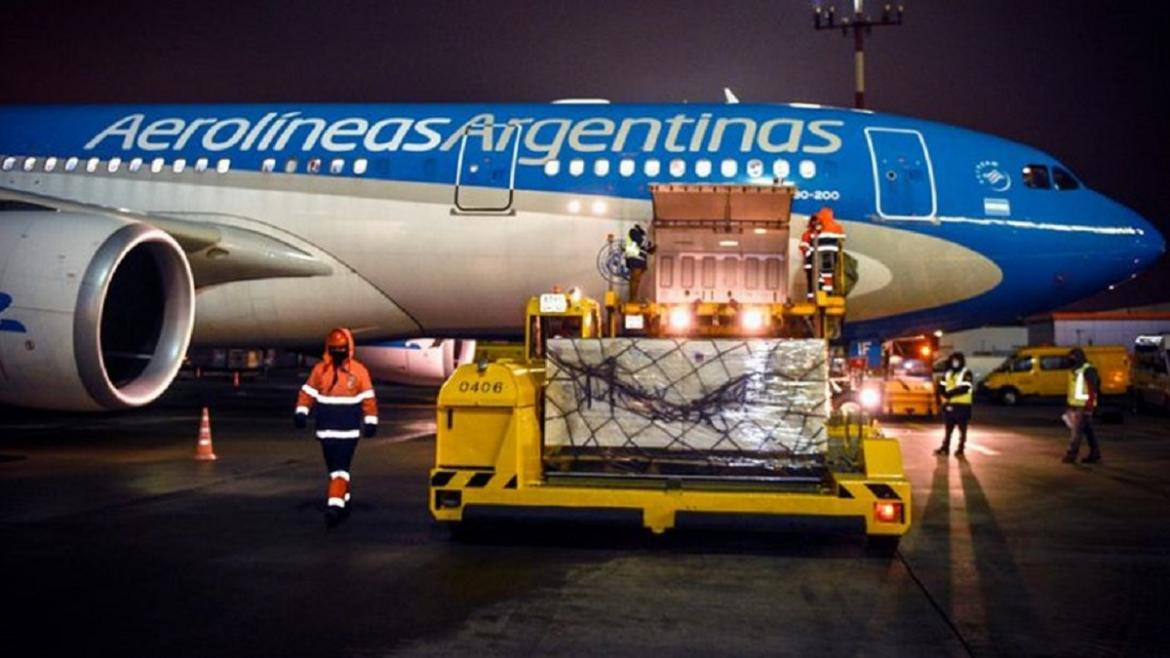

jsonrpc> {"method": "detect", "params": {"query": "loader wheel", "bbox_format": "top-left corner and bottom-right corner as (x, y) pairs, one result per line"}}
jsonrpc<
(865, 535), (900, 557)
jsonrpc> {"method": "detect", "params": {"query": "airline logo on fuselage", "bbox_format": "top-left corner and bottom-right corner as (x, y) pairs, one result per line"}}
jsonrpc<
(84, 112), (845, 165)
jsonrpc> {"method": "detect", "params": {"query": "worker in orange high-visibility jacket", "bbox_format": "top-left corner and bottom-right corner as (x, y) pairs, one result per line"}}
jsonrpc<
(294, 327), (378, 528)
(799, 215), (822, 300)
(812, 207), (845, 295)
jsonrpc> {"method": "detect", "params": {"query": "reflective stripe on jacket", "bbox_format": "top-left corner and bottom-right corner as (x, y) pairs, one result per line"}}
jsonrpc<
(944, 368), (973, 406)
(1067, 363), (1094, 408)
(295, 328), (378, 439)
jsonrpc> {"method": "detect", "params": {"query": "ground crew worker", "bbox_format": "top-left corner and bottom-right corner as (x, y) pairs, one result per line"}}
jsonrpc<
(294, 327), (378, 527)
(812, 207), (845, 296)
(799, 215), (821, 300)
(1062, 348), (1102, 464)
(624, 224), (655, 302)
(934, 352), (974, 457)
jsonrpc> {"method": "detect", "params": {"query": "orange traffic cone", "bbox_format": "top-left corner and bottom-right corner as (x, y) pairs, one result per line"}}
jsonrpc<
(194, 406), (218, 461)
(232, 371), (240, 388)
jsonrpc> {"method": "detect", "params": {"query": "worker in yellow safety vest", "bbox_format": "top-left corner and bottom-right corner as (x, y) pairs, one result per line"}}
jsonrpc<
(934, 352), (974, 457)
(624, 224), (655, 302)
(1062, 348), (1102, 464)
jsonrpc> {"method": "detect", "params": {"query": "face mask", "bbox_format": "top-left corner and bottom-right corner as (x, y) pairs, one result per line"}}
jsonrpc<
(329, 348), (348, 363)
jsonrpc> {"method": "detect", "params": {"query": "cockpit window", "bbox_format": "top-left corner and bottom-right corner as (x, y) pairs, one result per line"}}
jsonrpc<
(1022, 164), (1051, 189)
(1052, 166), (1079, 191)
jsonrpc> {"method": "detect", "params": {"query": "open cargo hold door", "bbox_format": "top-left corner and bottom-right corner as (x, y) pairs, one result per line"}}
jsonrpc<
(453, 120), (521, 214)
(649, 184), (794, 305)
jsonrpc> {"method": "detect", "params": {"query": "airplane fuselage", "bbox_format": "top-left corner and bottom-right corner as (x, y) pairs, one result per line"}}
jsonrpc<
(1, 103), (1163, 348)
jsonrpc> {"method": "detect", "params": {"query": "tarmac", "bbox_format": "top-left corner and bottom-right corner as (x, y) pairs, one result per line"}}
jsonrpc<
(1, 371), (1168, 657)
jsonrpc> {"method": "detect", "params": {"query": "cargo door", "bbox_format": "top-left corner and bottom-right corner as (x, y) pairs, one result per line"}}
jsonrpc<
(453, 120), (521, 213)
(864, 128), (937, 220)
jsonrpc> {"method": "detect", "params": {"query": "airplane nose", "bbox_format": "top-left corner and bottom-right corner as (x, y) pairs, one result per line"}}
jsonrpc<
(1130, 211), (1166, 271)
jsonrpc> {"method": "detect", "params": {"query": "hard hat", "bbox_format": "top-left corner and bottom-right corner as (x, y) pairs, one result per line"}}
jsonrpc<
(816, 207), (835, 222)
(326, 328), (349, 348)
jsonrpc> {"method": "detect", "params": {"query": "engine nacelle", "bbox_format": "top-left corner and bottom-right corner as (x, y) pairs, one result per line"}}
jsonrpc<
(0, 212), (194, 410)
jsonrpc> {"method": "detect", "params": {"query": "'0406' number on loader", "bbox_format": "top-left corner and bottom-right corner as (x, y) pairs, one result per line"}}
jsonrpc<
(458, 380), (505, 394)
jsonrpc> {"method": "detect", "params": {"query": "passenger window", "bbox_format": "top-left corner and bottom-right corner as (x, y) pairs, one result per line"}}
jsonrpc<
(594, 159), (610, 176)
(261, 158), (276, 173)
(23, 157), (37, 172)
(1011, 356), (1034, 373)
(543, 160), (560, 176)
(44, 157), (57, 172)
(644, 159), (661, 177)
(128, 158), (143, 173)
(354, 158), (368, 175)
(721, 159), (737, 178)
(1, 156), (14, 171)
(217, 159), (231, 174)
(172, 159), (187, 173)
(799, 159), (816, 179)
(1040, 355), (1070, 370)
(284, 158), (298, 173)
(87, 158), (101, 173)
(329, 159), (344, 175)
(773, 159), (790, 180)
(669, 159), (686, 178)
(747, 158), (764, 178)
(107, 158), (121, 173)
(65, 157), (79, 172)
(619, 159), (635, 177)
(307, 158), (321, 174)
(1052, 167), (1079, 191)
(150, 158), (165, 173)
(569, 159), (584, 176)
(1023, 165), (1050, 189)
(194, 158), (208, 173)
(695, 159), (712, 178)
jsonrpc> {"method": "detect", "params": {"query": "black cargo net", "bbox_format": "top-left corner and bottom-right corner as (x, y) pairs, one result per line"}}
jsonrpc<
(543, 338), (834, 479)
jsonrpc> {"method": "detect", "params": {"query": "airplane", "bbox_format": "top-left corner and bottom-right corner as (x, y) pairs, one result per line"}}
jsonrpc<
(0, 101), (1163, 410)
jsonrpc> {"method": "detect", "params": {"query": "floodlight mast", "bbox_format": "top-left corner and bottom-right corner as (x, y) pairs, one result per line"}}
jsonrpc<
(812, 2), (905, 109)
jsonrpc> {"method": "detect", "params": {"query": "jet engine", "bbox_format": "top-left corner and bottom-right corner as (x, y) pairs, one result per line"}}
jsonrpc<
(0, 212), (194, 410)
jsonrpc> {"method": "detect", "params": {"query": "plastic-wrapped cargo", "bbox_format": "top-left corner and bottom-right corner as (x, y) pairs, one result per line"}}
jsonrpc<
(544, 338), (829, 474)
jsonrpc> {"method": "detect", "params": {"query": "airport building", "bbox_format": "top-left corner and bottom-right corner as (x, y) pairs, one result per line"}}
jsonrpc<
(1025, 304), (1170, 348)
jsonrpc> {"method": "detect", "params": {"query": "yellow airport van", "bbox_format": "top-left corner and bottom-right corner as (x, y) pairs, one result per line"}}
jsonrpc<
(980, 345), (1130, 405)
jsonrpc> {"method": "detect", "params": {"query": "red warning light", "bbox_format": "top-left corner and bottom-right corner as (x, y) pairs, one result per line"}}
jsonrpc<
(919, 345), (932, 358)
(874, 502), (903, 523)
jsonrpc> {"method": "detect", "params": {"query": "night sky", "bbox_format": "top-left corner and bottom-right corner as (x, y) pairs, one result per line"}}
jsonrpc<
(1, 0), (1167, 308)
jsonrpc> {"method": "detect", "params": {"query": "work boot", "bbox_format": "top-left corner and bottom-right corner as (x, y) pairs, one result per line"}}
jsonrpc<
(1081, 454), (1102, 464)
(933, 446), (949, 456)
(325, 506), (342, 529)
(1061, 453), (1076, 464)
(954, 447), (965, 458)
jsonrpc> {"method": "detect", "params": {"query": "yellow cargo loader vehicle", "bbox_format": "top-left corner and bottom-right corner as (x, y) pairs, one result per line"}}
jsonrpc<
(864, 336), (940, 418)
(429, 185), (911, 548)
